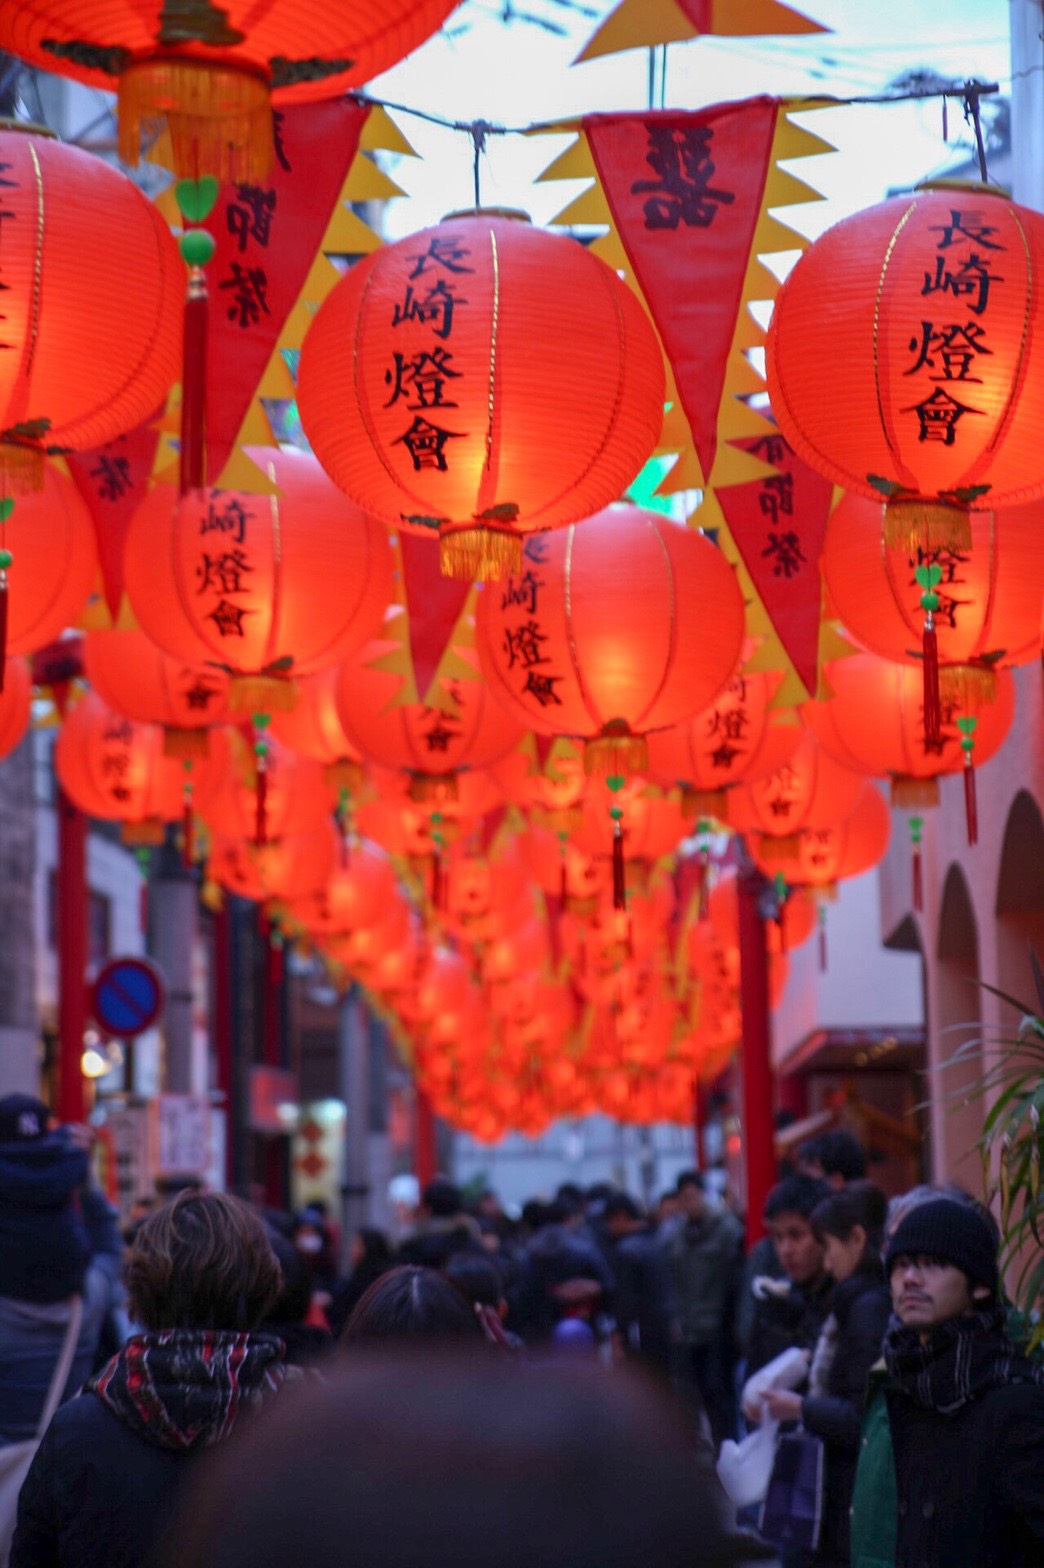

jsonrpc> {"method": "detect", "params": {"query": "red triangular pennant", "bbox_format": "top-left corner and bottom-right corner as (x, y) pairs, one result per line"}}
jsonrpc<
(400, 534), (472, 704)
(202, 99), (369, 481)
(66, 417), (162, 618)
(584, 99), (779, 480)
(716, 432), (833, 698)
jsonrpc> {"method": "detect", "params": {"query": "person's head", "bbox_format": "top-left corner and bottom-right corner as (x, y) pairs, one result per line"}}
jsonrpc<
(656, 1190), (680, 1224)
(0, 1094), (51, 1144)
(553, 1183), (584, 1226)
(675, 1171), (706, 1222)
(443, 1251), (506, 1317)
(422, 1178), (463, 1220)
(884, 1197), (999, 1329)
(171, 1357), (741, 1568)
(342, 1265), (483, 1346)
(811, 1181), (888, 1285)
(764, 1175), (830, 1286)
(264, 1231), (312, 1327)
(798, 1130), (866, 1189)
(127, 1192), (283, 1333)
(602, 1192), (643, 1239)
(349, 1226), (393, 1271)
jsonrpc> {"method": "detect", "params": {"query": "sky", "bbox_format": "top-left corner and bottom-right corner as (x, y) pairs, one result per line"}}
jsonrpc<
(368, 0), (1012, 244)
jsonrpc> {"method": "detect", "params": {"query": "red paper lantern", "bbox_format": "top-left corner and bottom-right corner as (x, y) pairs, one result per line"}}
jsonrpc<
(298, 214), (665, 579)
(0, 464), (97, 663)
(269, 666), (360, 768)
(55, 691), (190, 839)
(196, 726), (332, 842)
(123, 449), (394, 703)
(488, 735), (587, 813)
(767, 183), (1044, 545)
(0, 658), (31, 760)
(0, 3), (458, 181)
(208, 825), (335, 903)
(288, 843), (397, 938)
(476, 508), (745, 772)
(727, 731), (868, 842)
(83, 628), (231, 749)
(517, 822), (609, 906)
(748, 780), (892, 888)
(708, 867), (817, 956)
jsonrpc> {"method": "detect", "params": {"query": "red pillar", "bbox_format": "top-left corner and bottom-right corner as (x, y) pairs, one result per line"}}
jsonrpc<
(261, 921), (286, 1207)
(56, 790), (87, 1124)
(737, 844), (776, 1248)
(415, 1091), (437, 1189)
(693, 1074), (707, 1168)
(213, 901), (234, 1186)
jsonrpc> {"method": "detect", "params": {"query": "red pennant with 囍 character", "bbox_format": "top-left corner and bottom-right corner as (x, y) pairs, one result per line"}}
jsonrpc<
(66, 417), (162, 619)
(715, 432), (834, 699)
(584, 98), (779, 481)
(201, 98), (370, 482)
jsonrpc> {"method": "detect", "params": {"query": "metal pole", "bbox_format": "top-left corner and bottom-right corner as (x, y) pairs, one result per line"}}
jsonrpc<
(415, 1090), (437, 1189)
(56, 789), (87, 1123)
(736, 839), (777, 1248)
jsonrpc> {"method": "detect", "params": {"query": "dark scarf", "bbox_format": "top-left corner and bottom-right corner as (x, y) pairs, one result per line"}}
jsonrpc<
(883, 1302), (1044, 1415)
(88, 1329), (287, 1452)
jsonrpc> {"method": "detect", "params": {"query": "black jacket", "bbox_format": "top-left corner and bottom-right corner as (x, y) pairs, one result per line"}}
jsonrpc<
(745, 1271), (833, 1377)
(801, 1267), (891, 1566)
(885, 1376), (1044, 1568)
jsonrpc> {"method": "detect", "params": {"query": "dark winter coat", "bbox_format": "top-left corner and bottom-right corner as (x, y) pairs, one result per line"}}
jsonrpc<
(666, 1208), (745, 1348)
(800, 1266), (891, 1566)
(745, 1270), (833, 1377)
(11, 1330), (287, 1568)
(611, 1227), (672, 1372)
(0, 1132), (89, 1303)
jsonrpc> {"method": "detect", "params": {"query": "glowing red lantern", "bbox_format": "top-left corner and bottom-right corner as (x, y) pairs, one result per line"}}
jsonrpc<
(0, 3), (458, 181)
(288, 843), (397, 938)
(83, 628), (231, 750)
(0, 464), (96, 676)
(55, 691), (189, 840)
(517, 822), (609, 906)
(196, 725), (332, 844)
(0, 125), (181, 493)
(0, 658), (31, 760)
(748, 780), (892, 888)
(207, 825), (335, 903)
(123, 449), (394, 703)
(767, 184), (1044, 547)
(298, 215), (665, 579)
(488, 735), (587, 813)
(727, 731), (868, 843)
(708, 867), (817, 956)
(269, 667), (360, 769)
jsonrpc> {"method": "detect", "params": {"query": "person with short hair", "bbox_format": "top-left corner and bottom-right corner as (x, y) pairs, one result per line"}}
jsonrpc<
(743, 1174), (832, 1378)
(849, 1197), (1044, 1568)
(397, 1179), (481, 1270)
(665, 1172), (745, 1444)
(797, 1131), (867, 1190)
(341, 1264), (484, 1346)
(11, 1192), (288, 1568)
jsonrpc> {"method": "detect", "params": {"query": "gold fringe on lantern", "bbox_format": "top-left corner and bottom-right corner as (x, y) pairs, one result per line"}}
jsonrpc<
(939, 662), (998, 710)
(816, 881), (840, 905)
(163, 725), (210, 760)
(325, 759), (364, 795)
(0, 440), (45, 496)
(757, 833), (802, 864)
(565, 895), (599, 919)
(121, 818), (166, 846)
(409, 771), (460, 806)
(118, 59), (272, 183)
(438, 525), (523, 582)
(584, 722), (649, 779)
(200, 878), (224, 913)
(891, 775), (941, 809)
(227, 673), (298, 713)
(681, 786), (729, 823)
(883, 496), (972, 552)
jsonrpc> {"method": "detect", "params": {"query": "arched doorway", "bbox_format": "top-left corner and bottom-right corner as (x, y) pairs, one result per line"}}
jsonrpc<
(995, 789), (1044, 1014)
(933, 864), (983, 1188)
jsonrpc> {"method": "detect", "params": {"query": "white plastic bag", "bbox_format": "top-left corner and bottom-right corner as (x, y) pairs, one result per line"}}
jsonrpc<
(740, 1346), (810, 1423)
(717, 1410), (780, 1509)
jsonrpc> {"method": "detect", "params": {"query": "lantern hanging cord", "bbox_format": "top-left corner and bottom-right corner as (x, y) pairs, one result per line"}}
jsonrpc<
(471, 120), (492, 208)
(962, 81), (991, 182)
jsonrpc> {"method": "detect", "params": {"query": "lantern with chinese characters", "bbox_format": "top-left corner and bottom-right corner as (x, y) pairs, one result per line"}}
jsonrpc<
(298, 214), (665, 579)
(645, 668), (803, 818)
(767, 183), (1044, 550)
(822, 488), (1043, 741)
(207, 824), (335, 904)
(0, 464), (97, 682)
(83, 629), (231, 753)
(55, 691), (191, 842)
(0, 2), (458, 181)
(0, 658), (31, 760)
(124, 449), (393, 705)
(727, 731), (868, 848)
(0, 124), (181, 495)
(802, 652), (1016, 852)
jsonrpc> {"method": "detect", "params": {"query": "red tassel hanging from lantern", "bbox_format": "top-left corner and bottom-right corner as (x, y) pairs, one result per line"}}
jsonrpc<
(909, 815), (924, 912)
(252, 714), (272, 846)
(611, 815), (626, 912)
(0, 498), (12, 688)
(957, 716), (979, 846)
(921, 612), (941, 746)
(818, 904), (828, 973)
(179, 269), (209, 495)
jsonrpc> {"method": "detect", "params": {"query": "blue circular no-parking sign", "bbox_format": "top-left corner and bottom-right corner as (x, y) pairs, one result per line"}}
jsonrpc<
(90, 957), (166, 1039)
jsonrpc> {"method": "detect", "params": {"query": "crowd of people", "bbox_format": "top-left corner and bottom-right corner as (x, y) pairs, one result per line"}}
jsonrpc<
(0, 1093), (1041, 1568)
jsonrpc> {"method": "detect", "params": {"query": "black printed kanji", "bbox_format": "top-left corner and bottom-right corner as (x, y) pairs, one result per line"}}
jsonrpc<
(904, 387), (984, 445)
(747, 433), (790, 467)
(522, 670), (563, 707)
(500, 570), (544, 616)
(201, 496), (251, 545)
(227, 184), (276, 251)
(271, 111), (291, 173)
(906, 320), (992, 381)
(707, 706), (750, 744)
(384, 347), (461, 410)
(407, 235), (474, 280)
(922, 253), (1004, 318)
(392, 278), (467, 341)
(196, 549), (253, 596)
(631, 125), (736, 231)
(758, 473), (794, 525)
(761, 530), (807, 579)
(423, 717), (458, 753)
(709, 739), (744, 771)
(503, 621), (550, 671)
(928, 209), (1005, 252)
(393, 416), (465, 472)
(219, 263), (271, 327)
(206, 598), (253, 637)
(90, 453), (132, 501)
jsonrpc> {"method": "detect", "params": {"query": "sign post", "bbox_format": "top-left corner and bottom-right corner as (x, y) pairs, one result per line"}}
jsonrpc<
(90, 957), (166, 1041)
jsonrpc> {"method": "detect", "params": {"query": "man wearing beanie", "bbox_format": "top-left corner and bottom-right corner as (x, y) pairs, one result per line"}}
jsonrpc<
(859, 1196), (1044, 1568)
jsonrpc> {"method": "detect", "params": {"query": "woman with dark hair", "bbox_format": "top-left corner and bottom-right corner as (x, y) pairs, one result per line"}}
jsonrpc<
(11, 1192), (287, 1568)
(762, 1181), (891, 1567)
(325, 1226), (394, 1338)
(341, 1265), (483, 1346)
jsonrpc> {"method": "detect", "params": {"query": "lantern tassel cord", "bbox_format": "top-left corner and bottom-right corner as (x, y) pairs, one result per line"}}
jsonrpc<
(912, 846), (923, 912)
(182, 794), (194, 870)
(922, 614), (941, 746)
(431, 845), (444, 912)
(255, 762), (268, 847)
(612, 818), (626, 912)
(964, 82), (991, 182)
(0, 568), (8, 692)
(696, 853), (709, 923)
(964, 758), (979, 847)
(180, 268), (209, 495)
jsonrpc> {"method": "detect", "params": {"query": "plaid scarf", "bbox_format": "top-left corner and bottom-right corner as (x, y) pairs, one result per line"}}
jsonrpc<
(883, 1303), (1044, 1415)
(88, 1329), (287, 1452)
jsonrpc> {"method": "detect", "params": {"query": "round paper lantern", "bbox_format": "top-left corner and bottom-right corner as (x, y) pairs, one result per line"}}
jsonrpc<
(767, 182), (1044, 547)
(646, 668), (804, 816)
(298, 214), (665, 579)
(575, 785), (691, 865)
(208, 825), (335, 904)
(517, 822), (609, 906)
(488, 735), (587, 813)
(476, 508), (745, 773)
(0, 658), (32, 760)
(123, 449), (394, 703)
(55, 691), (189, 838)
(748, 780), (892, 888)
(288, 842), (397, 938)
(0, 3), (458, 181)
(0, 464), (96, 659)
(0, 125), (180, 491)
(822, 489), (1044, 672)
(708, 867), (817, 956)
(195, 725), (331, 843)
(83, 628), (231, 753)
(269, 666), (360, 769)
(727, 731), (868, 842)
